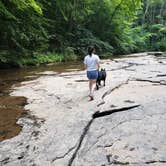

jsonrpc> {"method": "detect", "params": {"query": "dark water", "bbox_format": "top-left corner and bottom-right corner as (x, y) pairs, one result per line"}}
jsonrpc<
(0, 62), (84, 142)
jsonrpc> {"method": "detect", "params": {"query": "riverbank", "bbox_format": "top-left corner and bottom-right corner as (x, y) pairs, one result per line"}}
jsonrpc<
(0, 52), (166, 165)
(0, 51), (78, 68)
(0, 50), (165, 69)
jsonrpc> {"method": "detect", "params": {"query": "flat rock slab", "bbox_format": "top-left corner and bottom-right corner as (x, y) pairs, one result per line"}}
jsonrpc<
(0, 54), (166, 166)
(73, 81), (166, 166)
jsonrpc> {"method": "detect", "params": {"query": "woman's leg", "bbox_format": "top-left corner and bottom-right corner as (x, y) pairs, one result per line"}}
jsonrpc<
(87, 70), (98, 100)
(89, 79), (96, 99)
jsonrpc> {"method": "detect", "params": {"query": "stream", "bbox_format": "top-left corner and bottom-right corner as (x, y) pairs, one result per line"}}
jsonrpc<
(0, 62), (83, 142)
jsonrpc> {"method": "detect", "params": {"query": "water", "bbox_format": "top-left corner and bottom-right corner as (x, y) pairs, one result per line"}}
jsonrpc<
(0, 62), (84, 142)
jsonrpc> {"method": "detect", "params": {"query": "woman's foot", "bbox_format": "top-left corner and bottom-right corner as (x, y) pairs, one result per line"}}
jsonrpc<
(89, 95), (94, 101)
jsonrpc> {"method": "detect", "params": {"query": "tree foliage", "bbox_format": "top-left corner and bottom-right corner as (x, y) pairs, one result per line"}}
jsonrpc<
(0, 0), (165, 66)
(138, 0), (166, 51)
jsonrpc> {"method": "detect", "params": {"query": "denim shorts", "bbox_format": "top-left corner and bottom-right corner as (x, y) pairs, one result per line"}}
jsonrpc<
(87, 70), (98, 80)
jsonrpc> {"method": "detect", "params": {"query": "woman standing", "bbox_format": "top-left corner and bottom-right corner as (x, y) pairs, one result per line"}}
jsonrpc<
(84, 46), (100, 101)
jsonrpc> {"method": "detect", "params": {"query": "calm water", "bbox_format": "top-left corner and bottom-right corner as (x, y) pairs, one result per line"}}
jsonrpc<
(0, 62), (84, 142)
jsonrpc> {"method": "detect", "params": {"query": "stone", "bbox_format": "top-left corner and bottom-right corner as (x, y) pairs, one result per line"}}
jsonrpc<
(0, 54), (166, 166)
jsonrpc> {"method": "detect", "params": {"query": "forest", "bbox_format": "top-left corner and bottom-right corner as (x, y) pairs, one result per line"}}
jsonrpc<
(0, 0), (166, 67)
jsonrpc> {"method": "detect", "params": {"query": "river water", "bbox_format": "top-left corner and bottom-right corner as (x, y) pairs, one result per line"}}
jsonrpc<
(0, 62), (84, 142)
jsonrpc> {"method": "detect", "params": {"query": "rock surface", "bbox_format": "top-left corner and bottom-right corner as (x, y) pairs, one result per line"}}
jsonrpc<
(0, 53), (166, 166)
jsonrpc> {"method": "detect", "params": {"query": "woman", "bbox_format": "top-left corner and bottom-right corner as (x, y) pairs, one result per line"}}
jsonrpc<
(84, 46), (100, 101)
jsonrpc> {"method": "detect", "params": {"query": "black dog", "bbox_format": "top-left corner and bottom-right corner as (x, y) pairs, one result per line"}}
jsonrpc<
(96, 68), (106, 90)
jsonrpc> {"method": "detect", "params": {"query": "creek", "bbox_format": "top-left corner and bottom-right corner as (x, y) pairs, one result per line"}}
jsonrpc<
(0, 62), (83, 141)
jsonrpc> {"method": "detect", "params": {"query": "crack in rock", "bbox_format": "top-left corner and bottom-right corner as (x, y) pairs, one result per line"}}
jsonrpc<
(145, 160), (166, 164)
(134, 78), (166, 85)
(68, 104), (141, 166)
(1, 157), (10, 165)
(83, 130), (108, 153)
(111, 160), (130, 165)
(52, 145), (76, 163)
(110, 160), (166, 165)
(102, 79), (130, 100)
(97, 101), (105, 107)
(111, 118), (143, 130)
(67, 119), (94, 166)
(93, 105), (140, 119)
(156, 74), (166, 77)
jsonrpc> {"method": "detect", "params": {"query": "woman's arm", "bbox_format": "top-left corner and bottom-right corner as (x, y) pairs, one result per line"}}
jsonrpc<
(84, 64), (87, 70)
(97, 55), (100, 70)
(97, 62), (100, 70)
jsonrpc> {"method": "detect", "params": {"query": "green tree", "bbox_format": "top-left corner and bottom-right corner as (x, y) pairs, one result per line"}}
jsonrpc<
(0, 0), (48, 54)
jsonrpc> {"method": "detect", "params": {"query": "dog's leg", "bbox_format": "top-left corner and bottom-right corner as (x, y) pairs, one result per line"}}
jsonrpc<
(99, 80), (101, 86)
(96, 82), (99, 90)
(104, 79), (106, 86)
